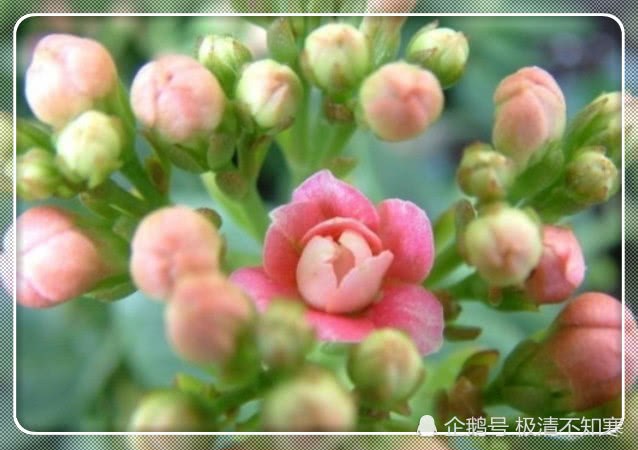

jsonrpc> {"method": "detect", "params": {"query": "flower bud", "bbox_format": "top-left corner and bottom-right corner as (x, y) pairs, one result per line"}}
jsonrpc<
(55, 110), (124, 188)
(131, 55), (226, 144)
(303, 23), (370, 97)
(565, 147), (619, 205)
(235, 59), (302, 131)
(406, 25), (469, 88)
(498, 292), (637, 413)
(262, 367), (356, 431)
(347, 329), (424, 408)
(492, 66), (566, 169)
(567, 92), (621, 163)
(359, 17), (405, 68)
(524, 225), (585, 304)
(166, 273), (255, 366)
(257, 301), (315, 371)
(25, 34), (118, 129)
(464, 206), (542, 287)
(130, 206), (223, 300)
(129, 390), (208, 432)
(359, 62), (444, 142)
(17, 148), (67, 200)
(456, 142), (515, 201)
(198, 34), (253, 95)
(7, 206), (128, 308)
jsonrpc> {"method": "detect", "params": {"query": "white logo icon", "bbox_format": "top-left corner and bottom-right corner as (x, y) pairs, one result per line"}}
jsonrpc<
(417, 415), (437, 435)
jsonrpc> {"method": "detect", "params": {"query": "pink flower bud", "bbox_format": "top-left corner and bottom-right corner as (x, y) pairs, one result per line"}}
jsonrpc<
(525, 225), (586, 304)
(492, 66), (566, 168)
(547, 292), (636, 410)
(359, 62), (444, 142)
(130, 206), (223, 300)
(130, 55), (226, 143)
(165, 273), (255, 366)
(25, 34), (118, 129)
(7, 206), (127, 308)
(500, 292), (638, 413)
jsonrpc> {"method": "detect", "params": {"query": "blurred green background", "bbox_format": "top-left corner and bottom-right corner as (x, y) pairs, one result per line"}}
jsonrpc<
(10, 14), (623, 442)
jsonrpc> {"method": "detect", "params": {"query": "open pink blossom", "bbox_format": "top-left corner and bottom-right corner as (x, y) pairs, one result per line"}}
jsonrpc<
(230, 170), (443, 355)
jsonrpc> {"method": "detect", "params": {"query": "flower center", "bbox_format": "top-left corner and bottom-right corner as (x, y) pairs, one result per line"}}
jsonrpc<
(296, 229), (394, 314)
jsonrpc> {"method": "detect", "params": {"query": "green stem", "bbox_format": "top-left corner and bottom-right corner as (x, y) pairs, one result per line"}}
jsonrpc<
(318, 122), (357, 167)
(424, 243), (464, 288)
(121, 155), (167, 207)
(201, 172), (269, 242)
(89, 179), (151, 217)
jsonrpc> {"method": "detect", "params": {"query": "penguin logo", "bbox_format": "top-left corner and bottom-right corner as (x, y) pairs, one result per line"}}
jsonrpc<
(417, 415), (437, 435)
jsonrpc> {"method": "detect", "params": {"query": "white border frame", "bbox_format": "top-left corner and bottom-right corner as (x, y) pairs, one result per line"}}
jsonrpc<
(11, 11), (627, 437)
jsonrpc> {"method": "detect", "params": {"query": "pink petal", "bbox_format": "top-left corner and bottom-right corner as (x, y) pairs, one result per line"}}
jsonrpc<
(229, 267), (299, 312)
(367, 283), (444, 355)
(300, 217), (383, 254)
(377, 199), (435, 283)
(264, 202), (325, 288)
(292, 170), (379, 231)
(327, 250), (394, 314)
(305, 310), (376, 342)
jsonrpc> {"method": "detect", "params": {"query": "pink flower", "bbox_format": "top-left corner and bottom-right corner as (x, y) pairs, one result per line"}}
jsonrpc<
(524, 225), (586, 304)
(230, 170), (443, 355)
(5, 206), (127, 308)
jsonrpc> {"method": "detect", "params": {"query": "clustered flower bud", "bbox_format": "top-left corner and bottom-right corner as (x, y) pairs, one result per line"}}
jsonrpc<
(131, 54), (226, 144)
(7, 206), (128, 308)
(498, 292), (637, 413)
(359, 62), (444, 141)
(25, 33), (118, 129)
(17, 148), (68, 200)
(261, 367), (356, 431)
(347, 329), (424, 408)
(130, 206), (223, 300)
(525, 225), (586, 304)
(55, 110), (124, 188)
(565, 147), (619, 205)
(456, 142), (515, 201)
(129, 390), (208, 432)
(256, 301), (315, 371)
(303, 23), (370, 97)
(235, 59), (303, 131)
(492, 66), (566, 169)
(166, 273), (255, 366)
(198, 34), (253, 95)
(463, 206), (542, 287)
(406, 24), (469, 88)
(567, 92), (621, 163)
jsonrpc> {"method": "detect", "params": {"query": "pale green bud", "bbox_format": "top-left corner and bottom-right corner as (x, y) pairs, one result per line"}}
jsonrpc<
(17, 148), (68, 200)
(464, 206), (542, 287)
(129, 390), (208, 432)
(257, 301), (315, 371)
(347, 329), (424, 408)
(56, 110), (124, 188)
(198, 35), (253, 95)
(303, 23), (370, 97)
(236, 59), (303, 131)
(262, 367), (357, 431)
(565, 147), (619, 205)
(407, 25), (469, 88)
(456, 142), (515, 201)
(567, 92), (622, 164)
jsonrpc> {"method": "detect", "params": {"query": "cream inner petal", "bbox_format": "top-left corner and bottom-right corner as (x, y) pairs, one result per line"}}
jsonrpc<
(296, 230), (393, 314)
